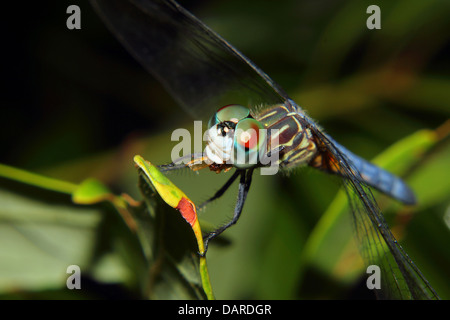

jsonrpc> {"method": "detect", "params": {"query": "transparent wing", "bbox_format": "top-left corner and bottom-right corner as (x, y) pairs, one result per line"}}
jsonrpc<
(90, 0), (291, 120)
(312, 129), (440, 299)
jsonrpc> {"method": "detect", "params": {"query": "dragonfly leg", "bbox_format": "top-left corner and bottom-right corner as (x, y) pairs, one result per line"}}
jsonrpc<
(198, 170), (241, 210)
(202, 169), (254, 254)
(157, 162), (187, 171)
(158, 153), (206, 172)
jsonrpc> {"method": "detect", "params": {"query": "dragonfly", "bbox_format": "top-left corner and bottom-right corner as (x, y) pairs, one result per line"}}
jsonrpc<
(91, 0), (439, 299)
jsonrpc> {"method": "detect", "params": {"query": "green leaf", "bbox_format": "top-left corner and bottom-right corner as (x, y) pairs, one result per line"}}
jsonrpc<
(0, 183), (102, 293)
(0, 166), (150, 298)
(72, 178), (113, 204)
(134, 155), (214, 300)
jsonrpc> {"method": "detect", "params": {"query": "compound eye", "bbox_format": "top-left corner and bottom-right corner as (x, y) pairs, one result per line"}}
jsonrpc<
(208, 104), (250, 128)
(233, 118), (266, 169)
(235, 118), (263, 150)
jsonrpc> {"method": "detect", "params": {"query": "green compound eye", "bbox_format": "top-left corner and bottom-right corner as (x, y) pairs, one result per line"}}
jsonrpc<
(208, 104), (250, 128)
(233, 118), (266, 169)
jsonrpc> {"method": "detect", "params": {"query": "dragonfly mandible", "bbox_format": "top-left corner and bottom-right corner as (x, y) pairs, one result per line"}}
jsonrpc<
(91, 0), (439, 300)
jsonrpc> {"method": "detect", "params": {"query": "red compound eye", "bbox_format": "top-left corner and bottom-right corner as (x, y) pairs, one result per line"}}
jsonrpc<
(236, 119), (261, 149)
(233, 118), (266, 169)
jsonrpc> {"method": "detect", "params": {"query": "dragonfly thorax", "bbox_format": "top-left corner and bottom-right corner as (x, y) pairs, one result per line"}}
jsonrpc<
(205, 104), (266, 169)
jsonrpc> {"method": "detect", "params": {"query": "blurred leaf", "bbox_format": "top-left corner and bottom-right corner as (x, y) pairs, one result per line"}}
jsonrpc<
(0, 182), (102, 293)
(72, 178), (113, 204)
(0, 163), (77, 194)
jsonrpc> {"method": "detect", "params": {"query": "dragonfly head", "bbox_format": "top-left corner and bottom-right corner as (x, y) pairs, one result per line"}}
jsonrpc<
(205, 104), (266, 169)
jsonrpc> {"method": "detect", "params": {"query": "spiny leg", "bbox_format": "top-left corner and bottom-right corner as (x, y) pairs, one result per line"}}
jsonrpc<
(198, 170), (241, 210)
(202, 168), (254, 254)
(158, 153), (206, 172)
(158, 162), (188, 171)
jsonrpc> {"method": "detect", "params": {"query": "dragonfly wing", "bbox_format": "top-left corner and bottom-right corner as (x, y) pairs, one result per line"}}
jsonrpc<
(311, 128), (439, 299)
(91, 0), (291, 119)
(346, 179), (437, 299)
